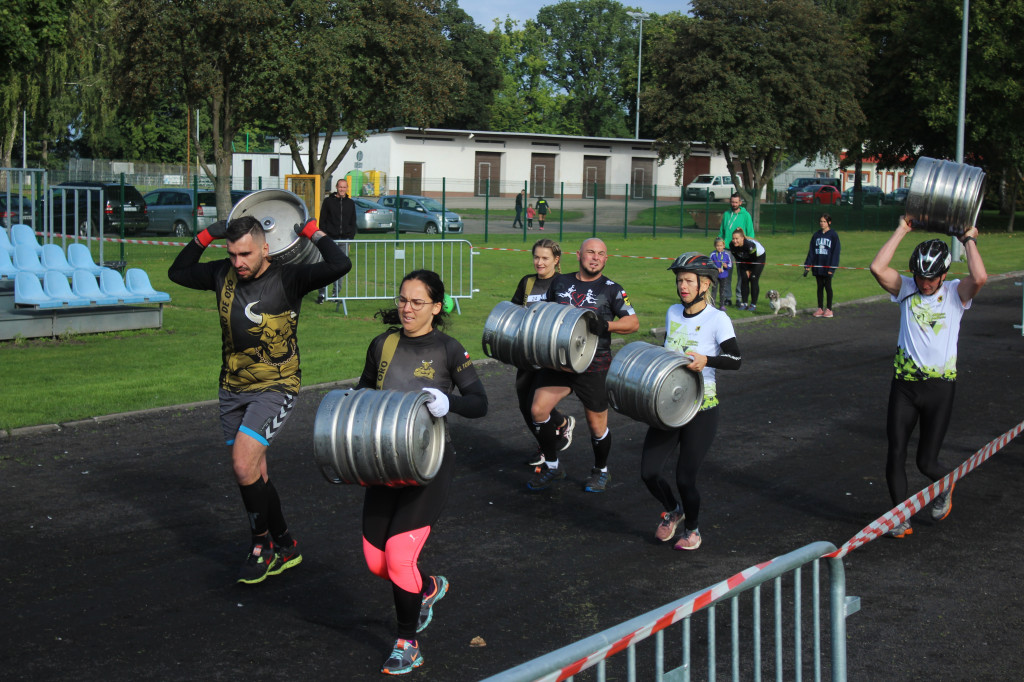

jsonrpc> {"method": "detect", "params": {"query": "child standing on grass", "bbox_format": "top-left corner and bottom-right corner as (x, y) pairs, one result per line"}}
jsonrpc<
(526, 204), (536, 230)
(709, 237), (732, 309)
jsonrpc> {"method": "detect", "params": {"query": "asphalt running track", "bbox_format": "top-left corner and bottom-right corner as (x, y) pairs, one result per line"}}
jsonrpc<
(3, 278), (1023, 681)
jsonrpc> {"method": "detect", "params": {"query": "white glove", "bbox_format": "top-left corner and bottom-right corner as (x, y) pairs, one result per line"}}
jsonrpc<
(421, 387), (449, 418)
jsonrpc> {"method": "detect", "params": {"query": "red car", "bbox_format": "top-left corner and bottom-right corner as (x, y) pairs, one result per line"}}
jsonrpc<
(794, 184), (841, 205)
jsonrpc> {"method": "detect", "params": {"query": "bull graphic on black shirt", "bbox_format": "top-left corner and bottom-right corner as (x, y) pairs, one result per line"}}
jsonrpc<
(223, 301), (300, 391)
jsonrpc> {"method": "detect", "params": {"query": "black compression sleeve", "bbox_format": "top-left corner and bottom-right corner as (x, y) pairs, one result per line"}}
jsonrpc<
(704, 336), (741, 371)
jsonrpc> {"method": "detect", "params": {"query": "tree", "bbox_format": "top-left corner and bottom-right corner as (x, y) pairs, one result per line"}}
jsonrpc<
(487, 18), (566, 134)
(645, 0), (868, 227)
(264, 0), (466, 192)
(115, 0), (284, 215)
(435, 0), (502, 130)
(534, 0), (637, 138)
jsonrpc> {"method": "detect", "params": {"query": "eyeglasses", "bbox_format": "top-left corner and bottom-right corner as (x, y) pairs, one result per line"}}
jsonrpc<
(394, 296), (434, 311)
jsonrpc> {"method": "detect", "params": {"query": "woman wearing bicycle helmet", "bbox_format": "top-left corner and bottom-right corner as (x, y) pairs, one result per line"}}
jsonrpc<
(641, 253), (742, 551)
(869, 217), (987, 538)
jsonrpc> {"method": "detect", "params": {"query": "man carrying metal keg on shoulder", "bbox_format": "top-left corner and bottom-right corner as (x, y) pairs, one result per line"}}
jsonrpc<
(869, 217), (987, 538)
(528, 237), (639, 493)
(643, 254), (742, 551)
(354, 269), (488, 675)
(168, 215), (351, 584)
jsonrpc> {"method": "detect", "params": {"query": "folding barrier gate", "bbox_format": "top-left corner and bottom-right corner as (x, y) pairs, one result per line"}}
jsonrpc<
(482, 541), (860, 682)
(323, 239), (477, 315)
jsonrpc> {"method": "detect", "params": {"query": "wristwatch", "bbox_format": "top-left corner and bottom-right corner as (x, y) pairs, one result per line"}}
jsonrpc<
(961, 236), (977, 245)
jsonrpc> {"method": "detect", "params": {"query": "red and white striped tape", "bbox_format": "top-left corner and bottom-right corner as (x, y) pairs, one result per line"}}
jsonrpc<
(33, 231), (226, 249)
(534, 560), (777, 682)
(823, 419), (1024, 559)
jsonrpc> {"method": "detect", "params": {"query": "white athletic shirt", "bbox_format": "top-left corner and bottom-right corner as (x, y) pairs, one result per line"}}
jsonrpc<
(892, 275), (970, 381)
(664, 303), (736, 409)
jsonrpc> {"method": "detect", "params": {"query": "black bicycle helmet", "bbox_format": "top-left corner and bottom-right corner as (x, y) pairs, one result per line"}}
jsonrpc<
(668, 252), (719, 280)
(909, 239), (951, 279)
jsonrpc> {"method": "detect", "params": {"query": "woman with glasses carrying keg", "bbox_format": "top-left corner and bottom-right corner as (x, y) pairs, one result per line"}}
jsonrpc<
(642, 253), (742, 551)
(354, 269), (488, 675)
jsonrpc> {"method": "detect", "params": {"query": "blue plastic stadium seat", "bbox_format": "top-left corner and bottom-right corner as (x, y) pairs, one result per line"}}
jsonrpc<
(0, 249), (17, 280)
(0, 226), (14, 255)
(42, 244), (77, 277)
(44, 271), (91, 307)
(124, 268), (171, 303)
(72, 269), (120, 305)
(99, 267), (147, 304)
(13, 244), (47, 276)
(14, 272), (60, 308)
(11, 224), (43, 255)
(67, 243), (104, 275)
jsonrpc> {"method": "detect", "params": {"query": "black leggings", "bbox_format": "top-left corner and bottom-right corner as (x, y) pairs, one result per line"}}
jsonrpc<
(640, 407), (719, 531)
(885, 378), (956, 505)
(738, 257), (765, 305)
(516, 367), (564, 440)
(815, 274), (834, 309)
(363, 448), (454, 639)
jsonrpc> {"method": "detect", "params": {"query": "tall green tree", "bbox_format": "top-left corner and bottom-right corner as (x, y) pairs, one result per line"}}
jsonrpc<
(115, 0), (283, 215)
(645, 0), (868, 227)
(487, 18), (565, 134)
(264, 0), (465, 192)
(534, 0), (637, 138)
(435, 0), (502, 130)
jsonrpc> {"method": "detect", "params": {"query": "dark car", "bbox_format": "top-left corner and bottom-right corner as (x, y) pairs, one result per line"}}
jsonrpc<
(885, 187), (910, 205)
(793, 184), (841, 205)
(48, 181), (149, 236)
(840, 185), (885, 206)
(1, 194), (35, 228)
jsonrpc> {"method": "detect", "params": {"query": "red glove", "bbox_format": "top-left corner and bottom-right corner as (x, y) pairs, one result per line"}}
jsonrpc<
(296, 219), (319, 240)
(196, 220), (227, 247)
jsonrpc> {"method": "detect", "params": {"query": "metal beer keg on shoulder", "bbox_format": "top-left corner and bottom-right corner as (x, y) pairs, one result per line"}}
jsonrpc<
(313, 388), (445, 487)
(607, 341), (704, 430)
(481, 300), (599, 373)
(905, 157), (986, 238)
(228, 189), (322, 266)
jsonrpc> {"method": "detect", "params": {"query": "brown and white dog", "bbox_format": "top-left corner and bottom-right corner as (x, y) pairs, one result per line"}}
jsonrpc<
(766, 290), (797, 316)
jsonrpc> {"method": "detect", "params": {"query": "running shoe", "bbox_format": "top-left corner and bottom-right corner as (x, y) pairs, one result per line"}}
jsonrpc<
(525, 447), (546, 468)
(655, 510), (684, 542)
(931, 483), (955, 521)
(527, 464), (566, 491)
(887, 521), (913, 538)
(823, 309), (834, 318)
(268, 539), (303, 576)
(381, 639), (423, 675)
(748, 304), (756, 313)
(813, 308), (824, 318)
(673, 529), (702, 551)
(738, 303), (748, 311)
(417, 575), (449, 633)
(237, 541), (279, 584)
(583, 468), (611, 493)
(557, 415), (576, 452)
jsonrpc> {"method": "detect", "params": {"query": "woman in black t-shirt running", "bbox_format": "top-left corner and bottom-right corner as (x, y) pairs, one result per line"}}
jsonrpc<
(355, 270), (488, 675)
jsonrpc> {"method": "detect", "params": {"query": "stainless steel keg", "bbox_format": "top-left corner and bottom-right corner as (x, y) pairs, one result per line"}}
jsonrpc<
(905, 157), (986, 238)
(606, 341), (704, 430)
(228, 189), (322, 266)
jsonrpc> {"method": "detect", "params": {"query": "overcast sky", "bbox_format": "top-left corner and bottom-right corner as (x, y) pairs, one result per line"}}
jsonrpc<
(458, 0), (690, 28)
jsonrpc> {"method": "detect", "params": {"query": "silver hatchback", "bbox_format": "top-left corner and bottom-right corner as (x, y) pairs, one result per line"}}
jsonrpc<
(377, 195), (463, 234)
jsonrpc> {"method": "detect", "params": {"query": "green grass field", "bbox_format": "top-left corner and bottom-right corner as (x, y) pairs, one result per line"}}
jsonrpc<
(2, 229), (1021, 431)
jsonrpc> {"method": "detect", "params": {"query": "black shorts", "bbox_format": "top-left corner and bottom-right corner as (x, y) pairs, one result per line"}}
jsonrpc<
(534, 367), (609, 412)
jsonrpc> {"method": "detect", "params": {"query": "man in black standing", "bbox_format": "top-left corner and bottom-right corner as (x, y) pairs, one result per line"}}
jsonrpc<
(513, 189), (525, 229)
(317, 177), (357, 303)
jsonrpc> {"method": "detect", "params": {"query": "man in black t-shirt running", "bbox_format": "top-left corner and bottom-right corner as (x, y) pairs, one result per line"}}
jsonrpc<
(528, 238), (639, 493)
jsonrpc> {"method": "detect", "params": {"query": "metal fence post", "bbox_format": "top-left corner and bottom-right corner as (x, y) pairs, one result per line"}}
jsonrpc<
(192, 174), (199, 236)
(592, 182), (597, 238)
(484, 179), (490, 242)
(623, 184), (629, 239)
(441, 177), (446, 241)
(394, 176), (401, 240)
(558, 182), (564, 241)
(652, 184), (658, 238)
(679, 185), (685, 238)
(119, 173), (126, 262)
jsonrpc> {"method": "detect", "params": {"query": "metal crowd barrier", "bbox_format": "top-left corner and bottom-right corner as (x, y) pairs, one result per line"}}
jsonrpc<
(481, 541), (860, 682)
(324, 239), (478, 315)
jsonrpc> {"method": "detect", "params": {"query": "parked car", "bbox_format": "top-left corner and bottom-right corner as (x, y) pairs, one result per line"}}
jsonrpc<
(840, 185), (885, 206)
(47, 181), (149, 236)
(885, 187), (910, 205)
(785, 177), (841, 203)
(143, 189), (217, 237)
(684, 174), (736, 201)
(377, 195), (463, 234)
(793, 184), (841, 205)
(353, 197), (395, 233)
(0, 194), (35, 228)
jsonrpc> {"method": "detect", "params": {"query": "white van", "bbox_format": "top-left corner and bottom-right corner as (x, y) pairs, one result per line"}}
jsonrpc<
(684, 174), (737, 202)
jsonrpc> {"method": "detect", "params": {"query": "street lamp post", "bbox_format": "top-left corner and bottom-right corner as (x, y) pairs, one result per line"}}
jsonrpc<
(627, 10), (650, 140)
